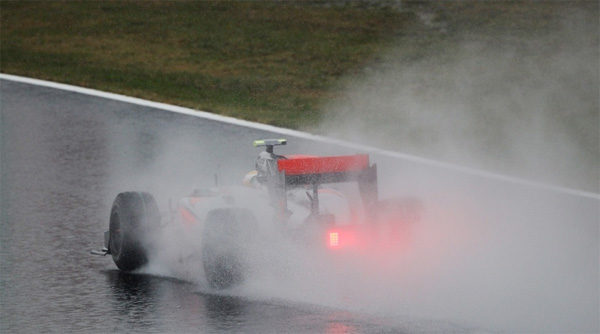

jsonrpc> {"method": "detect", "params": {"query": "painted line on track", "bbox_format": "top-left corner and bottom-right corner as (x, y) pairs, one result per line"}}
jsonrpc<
(2, 73), (598, 200)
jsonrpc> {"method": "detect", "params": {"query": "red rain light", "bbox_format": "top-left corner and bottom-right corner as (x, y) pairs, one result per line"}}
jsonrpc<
(328, 232), (339, 248)
(326, 227), (362, 250)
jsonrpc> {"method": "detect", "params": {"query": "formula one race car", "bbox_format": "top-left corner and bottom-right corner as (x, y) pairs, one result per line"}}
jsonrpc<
(93, 139), (420, 289)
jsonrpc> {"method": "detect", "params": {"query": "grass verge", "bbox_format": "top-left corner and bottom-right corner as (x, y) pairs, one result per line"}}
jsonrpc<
(1, 1), (418, 127)
(1, 1), (595, 129)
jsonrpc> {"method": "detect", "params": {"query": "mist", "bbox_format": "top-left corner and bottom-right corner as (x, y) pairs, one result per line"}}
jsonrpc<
(312, 7), (599, 193)
(104, 111), (598, 333)
(102, 6), (598, 334)
(293, 5), (599, 333)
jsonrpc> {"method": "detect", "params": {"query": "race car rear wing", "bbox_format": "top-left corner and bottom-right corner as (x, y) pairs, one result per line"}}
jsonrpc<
(278, 154), (371, 184)
(277, 154), (378, 212)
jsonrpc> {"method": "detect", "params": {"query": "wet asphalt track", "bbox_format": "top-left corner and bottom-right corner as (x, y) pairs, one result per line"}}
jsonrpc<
(0, 79), (468, 333)
(1, 78), (598, 333)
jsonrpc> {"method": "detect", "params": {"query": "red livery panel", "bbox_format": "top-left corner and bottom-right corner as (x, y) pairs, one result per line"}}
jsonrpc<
(277, 154), (369, 175)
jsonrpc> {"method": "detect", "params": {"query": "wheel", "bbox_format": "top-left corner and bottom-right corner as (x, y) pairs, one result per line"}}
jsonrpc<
(373, 198), (422, 224)
(371, 197), (422, 248)
(201, 208), (256, 290)
(109, 192), (160, 271)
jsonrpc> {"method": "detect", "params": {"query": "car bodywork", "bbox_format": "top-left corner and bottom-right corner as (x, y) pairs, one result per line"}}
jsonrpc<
(94, 139), (419, 289)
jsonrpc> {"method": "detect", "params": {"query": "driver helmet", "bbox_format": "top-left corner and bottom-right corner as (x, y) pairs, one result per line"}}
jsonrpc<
(243, 170), (259, 188)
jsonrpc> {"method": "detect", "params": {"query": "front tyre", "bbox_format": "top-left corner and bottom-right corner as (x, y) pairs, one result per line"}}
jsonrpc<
(109, 192), (160, 271)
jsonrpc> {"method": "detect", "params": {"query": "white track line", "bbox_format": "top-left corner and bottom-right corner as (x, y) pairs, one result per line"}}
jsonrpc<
(2, 73), (598, 200)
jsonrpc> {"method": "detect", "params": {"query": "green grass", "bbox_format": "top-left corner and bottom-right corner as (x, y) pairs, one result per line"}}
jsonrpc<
(1, 1), (595, 128)
(0, 1), (418, 127)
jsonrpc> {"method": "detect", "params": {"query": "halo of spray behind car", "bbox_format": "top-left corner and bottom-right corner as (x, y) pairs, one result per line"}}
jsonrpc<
(96, 139), (422, 291)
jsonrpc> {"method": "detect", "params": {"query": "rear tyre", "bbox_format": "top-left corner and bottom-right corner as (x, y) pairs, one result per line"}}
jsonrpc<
(372, 198), (422, 247)
(109, 192), (160, 271)
(202, 208), (256, 290)
(374, 198), (422, 224)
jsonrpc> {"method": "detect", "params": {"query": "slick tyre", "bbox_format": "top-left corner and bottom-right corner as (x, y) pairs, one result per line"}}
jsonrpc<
(202, 208), (256, 290)
(109, 192), (160, 271)
(371, 198), (422, 248)
(373, 198), (422, 224)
